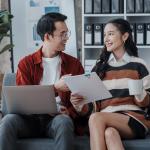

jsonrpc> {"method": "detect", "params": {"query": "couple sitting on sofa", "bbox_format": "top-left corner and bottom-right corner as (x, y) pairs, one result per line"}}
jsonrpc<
(0, 12), (150, 150)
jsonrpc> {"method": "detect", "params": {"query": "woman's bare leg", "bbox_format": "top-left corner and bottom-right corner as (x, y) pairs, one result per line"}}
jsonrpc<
(89, 113), (107, 150)
(105, 127), (125, 150)
(89, 112), (135, 150)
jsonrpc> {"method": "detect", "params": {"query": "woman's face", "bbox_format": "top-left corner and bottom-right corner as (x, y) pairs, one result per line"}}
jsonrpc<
(104, 23), (126, 53)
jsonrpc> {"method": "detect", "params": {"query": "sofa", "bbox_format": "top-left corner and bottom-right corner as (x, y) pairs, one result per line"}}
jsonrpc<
(0, 73), (150, 150)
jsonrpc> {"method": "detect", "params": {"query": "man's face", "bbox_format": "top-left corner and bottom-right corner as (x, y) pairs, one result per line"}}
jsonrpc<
(48, 21), (70, 52)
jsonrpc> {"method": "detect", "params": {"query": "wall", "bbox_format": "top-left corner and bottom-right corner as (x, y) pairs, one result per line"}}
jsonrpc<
(0, 0), (11, 73)
(0, 0), (82, 73)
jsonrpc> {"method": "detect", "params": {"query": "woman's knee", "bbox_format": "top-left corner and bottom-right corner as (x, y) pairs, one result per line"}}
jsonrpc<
(88, 112), (105, 128)
(105, 127), (119, 140)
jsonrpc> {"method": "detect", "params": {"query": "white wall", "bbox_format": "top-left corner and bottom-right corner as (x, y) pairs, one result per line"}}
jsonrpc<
(11, 0), (77, 72)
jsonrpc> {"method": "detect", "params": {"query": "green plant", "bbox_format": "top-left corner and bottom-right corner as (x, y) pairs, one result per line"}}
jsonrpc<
(0, 10), (13, 55)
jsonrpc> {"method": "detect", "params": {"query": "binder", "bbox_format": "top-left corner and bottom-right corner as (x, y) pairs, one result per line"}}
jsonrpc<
(119, 0), (124, 13)
(144, 0), (150, 13)
(102, 0), (110, 13)
(111, 0), (120, 13)
(136, 23), (145, 45)
(130, 23), (135, 42)
(145, 23), (150, 45)
(84, 0), (93, 14)
(126, 0), (135, 13)
(85, 59), (97, 73)
(93, 24), (102, 45)
(84, 24), (93, 45)
(93, 0), (101, 14)
(135, 0), (143, 13)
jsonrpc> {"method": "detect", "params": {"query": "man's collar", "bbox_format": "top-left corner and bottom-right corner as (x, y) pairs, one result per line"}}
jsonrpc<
(32, 47), (67, 65)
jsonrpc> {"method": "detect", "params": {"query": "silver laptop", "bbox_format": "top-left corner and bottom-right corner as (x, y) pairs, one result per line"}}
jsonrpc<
(3, 85), (58, 115)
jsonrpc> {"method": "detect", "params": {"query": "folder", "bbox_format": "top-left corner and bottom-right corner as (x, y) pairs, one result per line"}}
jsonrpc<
(111, 0), (120, 13)
(119, 0), (124, 13)
(84, 0), (93, 14)
(145, 23), (150, 45)
(130, 23), (136, 42)
(144, 0), (150, 13)
(93, 0), (101, 14)
(136, 23), (145, 45)
(102, 0), (110, 13)
(85, 59), (97, 73)
(135, 0), (143, 13)
(126, 0), (135, 13)
(64, 72), (112, 104)
(84, 24), (93, 45)
(93, 24), (102, 45)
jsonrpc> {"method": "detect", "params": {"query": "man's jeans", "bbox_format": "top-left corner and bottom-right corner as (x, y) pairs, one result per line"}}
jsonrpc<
(0, 114), (74, 150)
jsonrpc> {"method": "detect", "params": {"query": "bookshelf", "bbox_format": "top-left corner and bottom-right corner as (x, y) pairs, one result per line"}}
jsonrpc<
(82, 0), (150, 73)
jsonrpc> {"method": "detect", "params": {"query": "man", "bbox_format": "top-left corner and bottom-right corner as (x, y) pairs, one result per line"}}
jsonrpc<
(0, 12), (84, 150)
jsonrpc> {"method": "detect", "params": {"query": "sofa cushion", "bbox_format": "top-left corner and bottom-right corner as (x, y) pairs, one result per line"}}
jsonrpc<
(17, 136), (90, 150)
(16, 135), (150, 150)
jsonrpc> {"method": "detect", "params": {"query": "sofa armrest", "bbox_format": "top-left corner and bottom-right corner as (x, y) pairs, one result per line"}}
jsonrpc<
(0, 110), (2, 120)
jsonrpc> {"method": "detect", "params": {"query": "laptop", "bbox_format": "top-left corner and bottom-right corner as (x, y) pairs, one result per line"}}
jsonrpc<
(3, 85), (58, 115)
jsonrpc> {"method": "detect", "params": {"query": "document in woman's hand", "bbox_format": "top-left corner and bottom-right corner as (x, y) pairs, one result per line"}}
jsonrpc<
(64, 72), (112, 105)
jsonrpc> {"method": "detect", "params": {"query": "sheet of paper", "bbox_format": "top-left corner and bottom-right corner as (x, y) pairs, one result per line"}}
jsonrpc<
(64, 72), (112, 104)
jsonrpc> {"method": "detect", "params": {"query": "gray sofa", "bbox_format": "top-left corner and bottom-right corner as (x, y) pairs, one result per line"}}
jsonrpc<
(1, 73), (150, 150)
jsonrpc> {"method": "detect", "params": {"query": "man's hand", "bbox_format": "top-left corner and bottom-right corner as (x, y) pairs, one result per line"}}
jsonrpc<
(54, 74), (71, 92)
(59, 105), (69, 115)
(70, 93), (85, 112)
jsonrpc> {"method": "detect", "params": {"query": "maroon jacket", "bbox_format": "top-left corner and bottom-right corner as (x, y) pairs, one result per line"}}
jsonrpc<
(16, 48), (87, 135)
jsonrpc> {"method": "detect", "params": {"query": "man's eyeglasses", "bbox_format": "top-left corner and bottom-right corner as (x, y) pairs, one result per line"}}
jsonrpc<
(52, 30), (71, 40)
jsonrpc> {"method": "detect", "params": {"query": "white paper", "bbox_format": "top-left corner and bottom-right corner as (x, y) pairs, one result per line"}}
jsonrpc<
(64, 72), (112, 104)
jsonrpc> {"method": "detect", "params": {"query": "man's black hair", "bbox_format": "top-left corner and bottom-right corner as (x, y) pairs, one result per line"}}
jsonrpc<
(37, 12), (67, 41)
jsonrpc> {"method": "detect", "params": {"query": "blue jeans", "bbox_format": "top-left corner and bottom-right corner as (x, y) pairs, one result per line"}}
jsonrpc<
(0, 114), (74, 150)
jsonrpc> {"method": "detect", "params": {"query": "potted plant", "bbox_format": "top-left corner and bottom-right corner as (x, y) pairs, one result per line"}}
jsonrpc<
(0, 10), (13, 105)
(0, 10), (13, 54)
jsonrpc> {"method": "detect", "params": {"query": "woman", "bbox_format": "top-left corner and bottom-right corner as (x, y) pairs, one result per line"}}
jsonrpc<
(70, 18), (150, 150)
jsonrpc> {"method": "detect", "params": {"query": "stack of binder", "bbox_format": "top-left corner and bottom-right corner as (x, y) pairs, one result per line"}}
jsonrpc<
(84, 23), (150, 46)
(84, 0), (124, 14)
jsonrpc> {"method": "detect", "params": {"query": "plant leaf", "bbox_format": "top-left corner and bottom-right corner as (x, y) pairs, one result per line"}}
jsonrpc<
(0, 44), (14, 55)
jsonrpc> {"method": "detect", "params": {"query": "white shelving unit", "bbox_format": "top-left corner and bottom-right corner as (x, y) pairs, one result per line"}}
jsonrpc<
(82, 0), (150, 73)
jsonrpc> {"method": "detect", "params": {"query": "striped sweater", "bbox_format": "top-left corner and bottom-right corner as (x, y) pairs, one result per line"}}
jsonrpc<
(81, 53), (150, 120)
(100, 56), (150, 112)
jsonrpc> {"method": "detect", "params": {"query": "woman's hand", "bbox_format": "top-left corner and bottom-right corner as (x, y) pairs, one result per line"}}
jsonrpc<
(54, 74), (71, 92)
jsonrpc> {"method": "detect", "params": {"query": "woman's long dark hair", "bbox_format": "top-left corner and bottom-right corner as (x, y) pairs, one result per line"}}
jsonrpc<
(92, 18), (138, 79)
